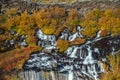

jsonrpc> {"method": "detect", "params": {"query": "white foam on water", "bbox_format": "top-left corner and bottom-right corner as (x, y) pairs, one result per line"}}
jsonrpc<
(68, 71), (73, 80)
(83, 46), (94, 64)
(21, 28), (120, 80)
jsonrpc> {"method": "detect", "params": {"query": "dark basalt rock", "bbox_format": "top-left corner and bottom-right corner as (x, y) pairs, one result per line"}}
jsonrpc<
(23, 34), (120, 80)
(22, 27), (120, 80)
(0, 28), (5, 34)
(0, 30), (28, 52)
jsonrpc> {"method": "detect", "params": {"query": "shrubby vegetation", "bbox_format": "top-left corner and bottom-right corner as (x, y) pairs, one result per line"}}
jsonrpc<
(0, 6), (120, 79)
(101, 52), (120, 80)
(33, 0), (75, 3)
(1, 7), (120, 42)
(0, 46), (41, 71)
(0, 8), (119, 45)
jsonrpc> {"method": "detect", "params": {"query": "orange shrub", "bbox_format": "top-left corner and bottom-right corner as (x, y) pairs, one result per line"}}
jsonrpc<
(70, 38), (86, 46)
(100, 29), (109, 37)
(57, 39), (70, 52)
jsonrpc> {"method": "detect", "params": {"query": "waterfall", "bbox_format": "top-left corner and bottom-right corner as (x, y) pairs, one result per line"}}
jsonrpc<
(20, 28), (120, 80)
(83, 45), (94, 64)
(68, 71), (73, 80)
(35, 29), (56, 48)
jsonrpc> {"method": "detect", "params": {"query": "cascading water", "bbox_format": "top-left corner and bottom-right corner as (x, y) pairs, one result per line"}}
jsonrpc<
(35, 29), (56, 49)
(19, 27), (120, 80)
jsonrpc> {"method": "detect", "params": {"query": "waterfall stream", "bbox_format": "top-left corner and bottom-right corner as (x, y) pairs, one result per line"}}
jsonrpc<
(19, 71), (74, 80)
(18, 28), (120, 80)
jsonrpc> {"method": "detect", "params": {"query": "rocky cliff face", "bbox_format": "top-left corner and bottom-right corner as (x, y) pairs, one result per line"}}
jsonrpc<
(22, 27), (120, 80)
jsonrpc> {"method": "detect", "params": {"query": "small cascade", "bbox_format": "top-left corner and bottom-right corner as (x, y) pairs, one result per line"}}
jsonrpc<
(83, 46), (94, 64)
(95, 30), (102, 39)
(59, 26), (84, 41)
(19, 71), (81, 80)
(68, 32), (84, 42)
(19, 71), (58, 80)
(68, 71), (73, 80)
(60, 28), (70, 40)
(35, 29), (56, 49)
(20, 27), (120, 80)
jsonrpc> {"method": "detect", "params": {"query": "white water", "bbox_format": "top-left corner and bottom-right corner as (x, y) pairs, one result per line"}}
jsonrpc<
(60, 26), (84, 41)
(19, 71), (74, 80)
(21, 27), (120, 80)
(83, 46), (94, 64)
(69, 32), (83, 41)
(36, 29), (56, 48)
(68, 71), (73, 80)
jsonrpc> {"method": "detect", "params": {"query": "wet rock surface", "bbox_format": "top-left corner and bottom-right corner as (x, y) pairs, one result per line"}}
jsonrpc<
(1, 26), (120, 80)
(0, 28), (5, 34)
(35, 29), (56, 49)
(23, 28), (120, 80)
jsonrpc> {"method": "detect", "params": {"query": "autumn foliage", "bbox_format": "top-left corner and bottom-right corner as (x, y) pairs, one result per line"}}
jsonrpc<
(70, 38), (86, 46)
(57, 39), (70, 52)
(0, 6), (120, 77)
(0, 46), (41, 71)
(101, 52), (120, 80)
(0, 7), (120, 44)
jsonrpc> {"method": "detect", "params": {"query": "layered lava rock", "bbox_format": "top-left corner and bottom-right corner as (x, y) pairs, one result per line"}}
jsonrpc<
(23, 28), (120, 80)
